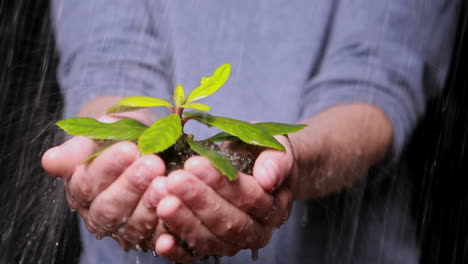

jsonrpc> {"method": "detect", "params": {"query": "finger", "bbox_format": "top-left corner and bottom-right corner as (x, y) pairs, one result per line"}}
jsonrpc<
(41, 136), (98, 178)
(66, 141), (140, 206)
(267, 185), (294, 229)
(253, 136), (295, 191)
(63, 187), (103, 237)
(88, 154), (165, 232)
(157, 195), (239, 257)
(155, 233), (197, 263)
(150, 220), (167, 252)
(165, 170), (270, 249)
(145, 176), (169, 208)
(184, 156), (274, 221)
(122, 176), (168, 245)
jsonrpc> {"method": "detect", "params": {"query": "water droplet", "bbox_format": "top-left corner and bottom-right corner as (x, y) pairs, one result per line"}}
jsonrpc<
(55, 242), (59, 246)
(251, 249), (259, 261)
(69, 208), (76, 212)
(121, 217), (128, 223)
(118, 227), (125, 234)
(135, 244), (143, 252)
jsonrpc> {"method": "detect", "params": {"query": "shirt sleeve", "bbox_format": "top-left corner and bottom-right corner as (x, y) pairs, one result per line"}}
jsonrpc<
(51, 0), (172, 118)
(299, 0), (461, 160)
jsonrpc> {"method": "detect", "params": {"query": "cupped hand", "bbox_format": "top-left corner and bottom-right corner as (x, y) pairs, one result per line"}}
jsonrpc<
(41, 134), (166, 251)
(148, 136), (295, 263)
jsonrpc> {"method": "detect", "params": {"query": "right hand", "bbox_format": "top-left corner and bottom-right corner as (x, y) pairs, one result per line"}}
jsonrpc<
(41, 135), (166, 251)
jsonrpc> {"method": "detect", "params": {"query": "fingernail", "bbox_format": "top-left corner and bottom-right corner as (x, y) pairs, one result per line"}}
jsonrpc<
(134, 167), (153, 190)
(147, 177), (166, 207)
(158, 196), (181, 216)
(153, 177), (167, 194)
(265, 159), (279, 189)
(185, 157), (201, 170)
(168, 172), (190, 195)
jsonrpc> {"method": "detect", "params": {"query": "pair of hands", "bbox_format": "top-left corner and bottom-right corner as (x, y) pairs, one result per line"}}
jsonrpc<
(41, 119), (295, 262)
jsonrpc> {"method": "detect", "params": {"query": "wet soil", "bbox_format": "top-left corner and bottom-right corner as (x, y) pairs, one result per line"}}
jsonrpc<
(159, 140), (255, 176)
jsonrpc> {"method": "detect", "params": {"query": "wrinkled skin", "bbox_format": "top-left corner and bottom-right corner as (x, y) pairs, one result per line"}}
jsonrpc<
(42, 129), (294, 262)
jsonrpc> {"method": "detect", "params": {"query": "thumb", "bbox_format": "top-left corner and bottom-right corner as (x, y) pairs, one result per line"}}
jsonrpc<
(252, 136), (295, 191)
(41, 115), (119, 178)
(41, 136), (98, 178)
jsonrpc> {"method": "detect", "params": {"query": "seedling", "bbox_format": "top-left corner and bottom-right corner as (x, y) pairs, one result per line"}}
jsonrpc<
(56, 64), (307, 180)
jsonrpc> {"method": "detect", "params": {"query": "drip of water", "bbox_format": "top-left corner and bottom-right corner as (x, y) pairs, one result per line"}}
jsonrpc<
(251, 249), (259, 261)
(135, 244), (143, 252)
(213, 256), (222, 264)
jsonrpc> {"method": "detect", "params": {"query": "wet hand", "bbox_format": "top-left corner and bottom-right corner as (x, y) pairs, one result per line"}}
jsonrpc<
(148, 136), (295, 263)
(41, 135), (166, 251)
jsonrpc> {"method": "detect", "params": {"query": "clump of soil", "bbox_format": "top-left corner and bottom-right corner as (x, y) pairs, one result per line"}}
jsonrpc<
(159, 140), (255, 175)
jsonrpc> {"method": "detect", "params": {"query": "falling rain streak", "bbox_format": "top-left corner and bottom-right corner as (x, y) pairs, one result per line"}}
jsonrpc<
(0, 1), (468, 264)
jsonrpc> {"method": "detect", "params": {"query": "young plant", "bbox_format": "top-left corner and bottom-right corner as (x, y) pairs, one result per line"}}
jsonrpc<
(56, 64), (307, 180)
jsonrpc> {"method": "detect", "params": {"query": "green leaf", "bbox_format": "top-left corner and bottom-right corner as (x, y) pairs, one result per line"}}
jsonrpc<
(82, 146), (110, 164)
(106, 96), (173, 114)
(205, 122), (307, 142)
(183, 111), (208, 118)
(189, 113), (285, 151)
(106, 105), (144, 114)
(121, 96), (172, 107)
(56, 117), (148, 140)
(181, 103), (211, 112)
(173, 84), (186, 107)
(204, 132), (239, 143)
(255, 122), (308, 135)
(186, 138), (238, 181)
(185, 64), (231, 104)
(119, 96), (172, 107)
(138, 114), (182, 154)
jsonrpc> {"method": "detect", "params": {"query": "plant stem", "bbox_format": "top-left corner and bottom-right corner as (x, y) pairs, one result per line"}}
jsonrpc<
(175, 107), (184, 116)
(182, 117), (193, 126)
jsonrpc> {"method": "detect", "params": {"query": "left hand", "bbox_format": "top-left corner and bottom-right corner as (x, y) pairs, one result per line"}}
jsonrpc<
(147, 136), (295, 263)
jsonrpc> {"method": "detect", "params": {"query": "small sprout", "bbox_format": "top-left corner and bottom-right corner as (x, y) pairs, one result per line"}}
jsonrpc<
(55, 64), (307, 180)
(173, 84), (185, 108)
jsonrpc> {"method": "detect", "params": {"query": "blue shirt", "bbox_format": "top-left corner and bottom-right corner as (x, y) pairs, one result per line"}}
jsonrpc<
(52, 1), (460, 263)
